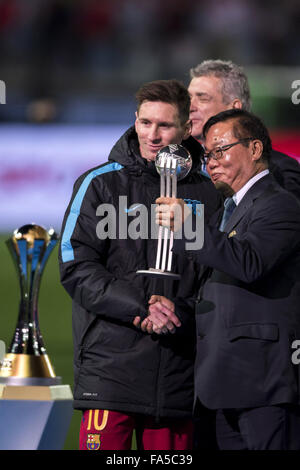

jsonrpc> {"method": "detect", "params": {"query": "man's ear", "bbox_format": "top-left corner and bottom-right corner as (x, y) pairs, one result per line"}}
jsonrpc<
(231, 99), (243, 110)
(251, 139), (264, 161)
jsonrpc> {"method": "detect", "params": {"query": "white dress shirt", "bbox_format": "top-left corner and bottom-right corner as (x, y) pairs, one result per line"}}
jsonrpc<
(233, 169), (269, 206)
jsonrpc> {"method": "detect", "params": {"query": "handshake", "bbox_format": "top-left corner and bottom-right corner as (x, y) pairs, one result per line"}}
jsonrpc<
(133, 295), (181, 335)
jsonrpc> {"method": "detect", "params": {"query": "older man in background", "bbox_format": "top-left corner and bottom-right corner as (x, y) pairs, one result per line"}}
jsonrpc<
(188, 59), (300, 199)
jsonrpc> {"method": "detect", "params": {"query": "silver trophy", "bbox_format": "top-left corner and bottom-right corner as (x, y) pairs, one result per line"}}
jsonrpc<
(0, 224), (61, 385)
(137, 144), (192, 279)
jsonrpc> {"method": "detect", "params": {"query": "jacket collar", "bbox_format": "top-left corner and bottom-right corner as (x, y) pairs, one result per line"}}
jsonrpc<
(108, 126), (204, 177)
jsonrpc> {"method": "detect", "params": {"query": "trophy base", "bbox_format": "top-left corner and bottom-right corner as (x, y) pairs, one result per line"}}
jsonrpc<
(0, 376), (62, 386)
(0, 353), (59, 384)
(136, 268), (181, 280)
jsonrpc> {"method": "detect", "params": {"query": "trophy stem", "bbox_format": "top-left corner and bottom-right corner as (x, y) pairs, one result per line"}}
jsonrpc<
(167, 231), (174, 272)
(160, 157), (172, 272)
(166, 167), (177, 272)
(9, 258), (46, 355)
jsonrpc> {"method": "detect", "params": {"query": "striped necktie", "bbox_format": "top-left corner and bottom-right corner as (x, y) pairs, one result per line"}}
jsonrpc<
(219, 197), (236, 232)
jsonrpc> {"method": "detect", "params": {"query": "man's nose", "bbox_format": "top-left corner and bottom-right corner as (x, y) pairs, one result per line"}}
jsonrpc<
(149, 125), (160, 141)
(207, 157), (218, 170)
(190, 95), (197, 112)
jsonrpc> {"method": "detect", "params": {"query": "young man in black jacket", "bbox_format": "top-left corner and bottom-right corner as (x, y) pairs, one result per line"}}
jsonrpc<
(59, 79), (222, 450)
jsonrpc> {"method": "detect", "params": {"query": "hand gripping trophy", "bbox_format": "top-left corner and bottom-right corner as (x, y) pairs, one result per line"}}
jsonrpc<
(137, 144), (192, 280)
(0, 224), (61, 385)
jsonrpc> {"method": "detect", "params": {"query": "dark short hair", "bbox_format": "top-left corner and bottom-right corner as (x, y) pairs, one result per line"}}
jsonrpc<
(135, 79), (190, 124)
(203, 109), (272, 163)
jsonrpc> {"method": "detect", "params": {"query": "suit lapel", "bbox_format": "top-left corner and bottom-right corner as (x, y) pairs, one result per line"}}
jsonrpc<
(224, 174), (273, 233)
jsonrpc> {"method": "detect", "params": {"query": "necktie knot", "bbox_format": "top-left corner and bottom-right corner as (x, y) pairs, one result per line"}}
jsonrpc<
(219, 197), (236, 232)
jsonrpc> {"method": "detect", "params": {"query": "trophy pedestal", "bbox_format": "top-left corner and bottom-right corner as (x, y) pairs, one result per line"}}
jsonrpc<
(0, 384), (73, 450)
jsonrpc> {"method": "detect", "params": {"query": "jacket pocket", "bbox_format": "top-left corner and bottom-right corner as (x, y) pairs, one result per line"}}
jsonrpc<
(227, 323), (279, 342)
(82, 317), (142, 353)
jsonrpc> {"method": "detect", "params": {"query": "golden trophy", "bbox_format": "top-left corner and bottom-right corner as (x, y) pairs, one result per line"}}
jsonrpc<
(0, 224), (61, 385)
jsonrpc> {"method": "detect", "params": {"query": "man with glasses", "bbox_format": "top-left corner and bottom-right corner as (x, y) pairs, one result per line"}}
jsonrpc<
(188, 59), (300, 199)
(154, 109), (300, 450)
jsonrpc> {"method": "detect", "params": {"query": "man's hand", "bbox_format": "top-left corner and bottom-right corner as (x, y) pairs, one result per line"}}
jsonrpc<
(155, 197), (191, 232)
(134, 295), (181, 335)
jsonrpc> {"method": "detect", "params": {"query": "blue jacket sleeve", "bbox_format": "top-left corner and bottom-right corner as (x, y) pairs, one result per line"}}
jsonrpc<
(59, 176), (148, 323)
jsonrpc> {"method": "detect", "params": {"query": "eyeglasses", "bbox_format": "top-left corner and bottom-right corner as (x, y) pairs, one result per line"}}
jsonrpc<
(203, 138), (252, 164)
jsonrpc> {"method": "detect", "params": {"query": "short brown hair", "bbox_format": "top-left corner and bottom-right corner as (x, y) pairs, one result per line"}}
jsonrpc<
(135, 79), (190, 124)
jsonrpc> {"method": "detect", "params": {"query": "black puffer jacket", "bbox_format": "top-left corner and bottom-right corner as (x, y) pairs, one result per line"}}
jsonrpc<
(59, 127), (222, 417)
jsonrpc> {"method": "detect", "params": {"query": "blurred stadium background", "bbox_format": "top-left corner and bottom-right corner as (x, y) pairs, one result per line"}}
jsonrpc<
(0, 0), (299, 450)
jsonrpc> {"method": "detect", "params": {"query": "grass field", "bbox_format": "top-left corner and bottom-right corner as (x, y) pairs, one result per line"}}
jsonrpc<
(0, 234), (82, 450)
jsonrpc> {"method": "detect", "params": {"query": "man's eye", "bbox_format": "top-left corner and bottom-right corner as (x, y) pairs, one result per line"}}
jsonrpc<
(194, 95), (211, 102)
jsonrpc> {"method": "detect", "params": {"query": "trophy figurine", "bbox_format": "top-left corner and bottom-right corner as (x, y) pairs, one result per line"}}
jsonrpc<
(0, 224), (61, 385)
(137, 144), (192, 280)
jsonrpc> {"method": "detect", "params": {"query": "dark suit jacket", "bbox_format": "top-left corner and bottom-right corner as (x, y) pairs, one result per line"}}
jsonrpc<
(173, 174), (300, 410)
(270, 149), (300, 200)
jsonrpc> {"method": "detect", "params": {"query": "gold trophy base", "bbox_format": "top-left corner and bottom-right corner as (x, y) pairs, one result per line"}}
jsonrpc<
(0, 354), (61, 386)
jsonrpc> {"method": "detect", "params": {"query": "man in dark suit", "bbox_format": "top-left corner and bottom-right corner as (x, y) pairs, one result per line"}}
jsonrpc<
(154, 108), (300, 450)
(188, 59), (300, 199)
